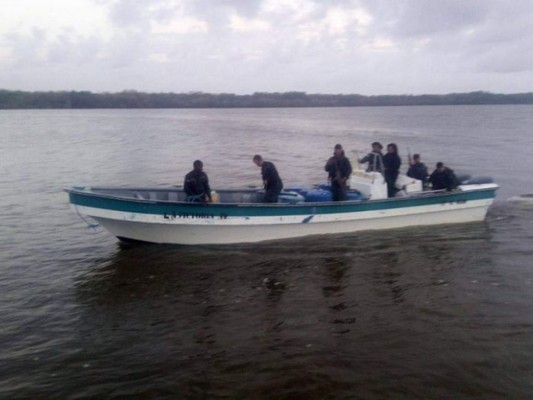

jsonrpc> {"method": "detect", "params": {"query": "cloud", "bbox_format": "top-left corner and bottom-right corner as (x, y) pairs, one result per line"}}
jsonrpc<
(0, 0), (532, 94)
(151, 16), (209, 34)
(229, 14), (271, 32)
(389, 0), (491, 38)
(106, 0), (154, 27)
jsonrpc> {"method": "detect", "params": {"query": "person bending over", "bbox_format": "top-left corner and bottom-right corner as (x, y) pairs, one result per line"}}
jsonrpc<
(429, 162), (459, 191)
(253, 155), (283, 203)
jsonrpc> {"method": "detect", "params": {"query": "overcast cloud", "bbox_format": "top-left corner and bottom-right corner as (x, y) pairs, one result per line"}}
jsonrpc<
(0, 0), (532, 94)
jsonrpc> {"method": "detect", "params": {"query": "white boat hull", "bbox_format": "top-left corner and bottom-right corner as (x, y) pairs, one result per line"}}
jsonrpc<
(74, 194), (494, 245)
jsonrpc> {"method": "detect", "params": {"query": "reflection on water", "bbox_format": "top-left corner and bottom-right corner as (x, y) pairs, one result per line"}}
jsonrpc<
(49, 222), (533, 398)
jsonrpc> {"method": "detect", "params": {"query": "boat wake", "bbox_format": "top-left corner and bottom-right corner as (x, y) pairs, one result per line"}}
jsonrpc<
(506, 194), (533, 204)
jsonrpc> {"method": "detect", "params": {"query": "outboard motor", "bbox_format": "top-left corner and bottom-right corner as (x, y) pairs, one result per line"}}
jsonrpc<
(461, 176), (494, 185)
(457, 174), (472, 184)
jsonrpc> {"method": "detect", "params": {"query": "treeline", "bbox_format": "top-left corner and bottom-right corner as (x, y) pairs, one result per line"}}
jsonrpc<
(0, 89), (532, 109)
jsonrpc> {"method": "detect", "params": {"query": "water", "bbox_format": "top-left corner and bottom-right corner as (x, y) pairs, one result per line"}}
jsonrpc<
(1, 106), (533, 399)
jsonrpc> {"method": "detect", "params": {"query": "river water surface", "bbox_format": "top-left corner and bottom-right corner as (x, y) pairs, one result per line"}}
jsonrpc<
(1, 106), (533, 399)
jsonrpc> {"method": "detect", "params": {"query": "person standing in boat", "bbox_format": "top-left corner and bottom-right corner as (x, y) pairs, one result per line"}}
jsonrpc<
(253, 154), (283, 203)
(407, 153), (429, 184)
(359, 142), (384, 172)
(325, 144), (353, 201)
(429, 162), (459, 191)
(183, 160), (212, 202)
(383, 143), (401, 198)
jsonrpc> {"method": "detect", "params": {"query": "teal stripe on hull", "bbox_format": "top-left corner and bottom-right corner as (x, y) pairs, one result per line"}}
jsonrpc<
(68, 188), (497, 218)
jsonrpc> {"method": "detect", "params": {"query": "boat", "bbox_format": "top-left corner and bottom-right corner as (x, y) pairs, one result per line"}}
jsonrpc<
(66, 168), (498, 245)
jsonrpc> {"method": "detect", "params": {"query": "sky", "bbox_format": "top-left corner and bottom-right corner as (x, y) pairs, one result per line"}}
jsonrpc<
(0, 0), (532, 95)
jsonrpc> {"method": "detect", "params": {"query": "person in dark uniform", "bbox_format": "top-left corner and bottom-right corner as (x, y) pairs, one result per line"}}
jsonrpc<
(407, 153), (429, 183)
(253, 155), (283, 203)
(183, 160), (212, 202)
(429, 162), (459, 191)
(359, 141), (384, 172)
(325, 144), (353, 201)
(383, 143), (401, 198)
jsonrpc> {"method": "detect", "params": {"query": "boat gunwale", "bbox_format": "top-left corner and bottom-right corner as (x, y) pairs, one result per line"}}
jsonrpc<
(64, 184), (499, 209)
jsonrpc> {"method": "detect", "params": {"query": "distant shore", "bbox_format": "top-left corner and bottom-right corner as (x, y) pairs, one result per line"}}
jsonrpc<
(1, 89), (532, 109)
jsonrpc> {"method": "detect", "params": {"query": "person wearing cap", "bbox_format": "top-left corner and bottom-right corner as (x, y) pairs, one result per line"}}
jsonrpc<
(183, 160), (212, 202)
(359, 142), (384, 172)
(429, 162), (459, 191)
(253, 154), (283, 203)
(325, 144), (353, 201)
